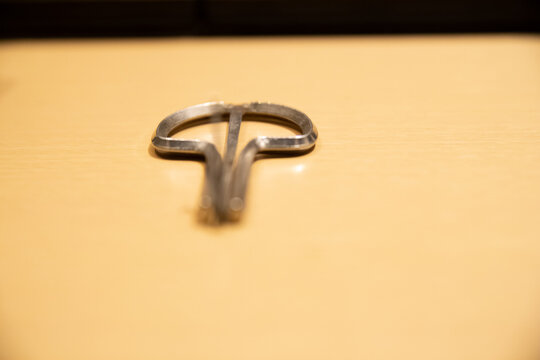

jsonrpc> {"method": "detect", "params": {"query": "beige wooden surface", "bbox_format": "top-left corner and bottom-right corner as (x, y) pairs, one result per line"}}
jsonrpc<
(1, 35), (539, 360)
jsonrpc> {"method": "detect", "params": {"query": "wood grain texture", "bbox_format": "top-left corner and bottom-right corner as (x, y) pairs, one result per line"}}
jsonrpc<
(0, 35), (539, 360)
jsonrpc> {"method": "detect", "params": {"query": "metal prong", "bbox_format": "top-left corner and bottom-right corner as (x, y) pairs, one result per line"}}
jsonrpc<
(219, 108), (243, 221)
(223, 109), (243, 171)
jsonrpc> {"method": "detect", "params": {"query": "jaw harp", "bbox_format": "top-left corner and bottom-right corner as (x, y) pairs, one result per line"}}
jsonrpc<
(152, 102), (318, 223)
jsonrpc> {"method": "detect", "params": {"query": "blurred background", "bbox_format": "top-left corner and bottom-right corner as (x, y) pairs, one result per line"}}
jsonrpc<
(1, 0), (539, 37)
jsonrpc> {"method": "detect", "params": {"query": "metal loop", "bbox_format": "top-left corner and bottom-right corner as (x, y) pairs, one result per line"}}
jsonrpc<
(152, 102), (318, 223)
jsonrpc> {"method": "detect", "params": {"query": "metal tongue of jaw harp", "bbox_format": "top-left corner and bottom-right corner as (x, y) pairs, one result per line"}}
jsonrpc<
(151, 102), (318, 223)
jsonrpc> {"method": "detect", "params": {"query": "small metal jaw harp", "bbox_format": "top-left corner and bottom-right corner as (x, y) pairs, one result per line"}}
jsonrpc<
(151, 102), (318, 223)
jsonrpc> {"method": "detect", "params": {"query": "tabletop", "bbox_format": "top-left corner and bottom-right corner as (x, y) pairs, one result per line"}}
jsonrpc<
(1, 35), (539, 360)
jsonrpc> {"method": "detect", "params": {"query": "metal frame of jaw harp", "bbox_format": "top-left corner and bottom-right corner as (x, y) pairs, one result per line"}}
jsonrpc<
(151, 102), (318, 223)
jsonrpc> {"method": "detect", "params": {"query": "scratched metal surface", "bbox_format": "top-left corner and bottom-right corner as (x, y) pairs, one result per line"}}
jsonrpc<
(0, 35), (539, 359)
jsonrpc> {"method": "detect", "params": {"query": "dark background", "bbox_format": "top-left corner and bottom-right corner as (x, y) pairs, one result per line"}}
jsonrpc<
(1, 0), (539, 37)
